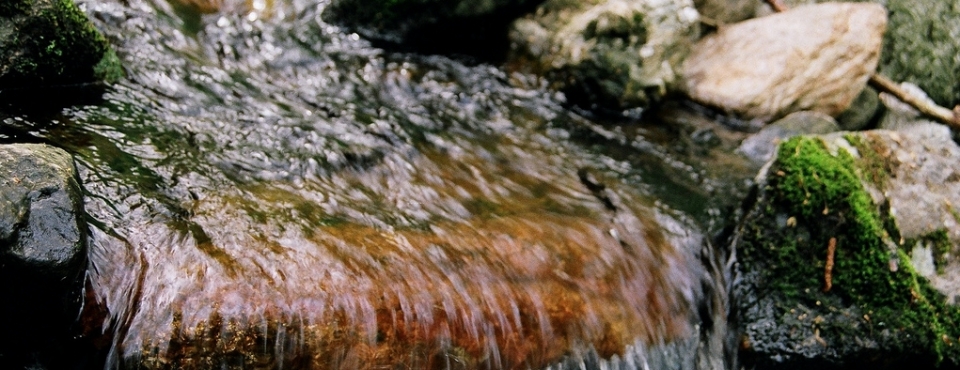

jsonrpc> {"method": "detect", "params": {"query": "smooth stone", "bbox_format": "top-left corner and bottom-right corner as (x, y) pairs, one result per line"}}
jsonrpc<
(680, 3), (886, 121)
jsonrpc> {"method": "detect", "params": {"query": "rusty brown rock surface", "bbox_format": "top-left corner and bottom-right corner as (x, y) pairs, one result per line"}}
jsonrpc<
(680, 2), (886, 121)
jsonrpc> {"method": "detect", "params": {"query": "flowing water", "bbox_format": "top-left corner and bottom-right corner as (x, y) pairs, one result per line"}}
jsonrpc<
(0, 0), (757, 368)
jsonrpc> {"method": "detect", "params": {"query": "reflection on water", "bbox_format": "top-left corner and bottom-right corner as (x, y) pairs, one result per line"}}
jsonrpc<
(0, 0), (745, 368)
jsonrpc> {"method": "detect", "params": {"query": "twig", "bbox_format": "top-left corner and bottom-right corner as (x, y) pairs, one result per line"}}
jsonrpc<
(764, 0), (788, 13)
(763, 0), (960, 130)
(868, 74), (960, 130)
(824, 237), (836, 292)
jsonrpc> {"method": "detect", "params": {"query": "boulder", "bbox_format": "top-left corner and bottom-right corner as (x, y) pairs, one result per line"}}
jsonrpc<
(680, 3), (886, 121)
(731, 125), (960, 369)
(0, 144), (88, 369)
(770, 0), (960, 108)
(0, 0), (122, 91)
(508, 0), (700, 109)
(321, 0), (544, 55)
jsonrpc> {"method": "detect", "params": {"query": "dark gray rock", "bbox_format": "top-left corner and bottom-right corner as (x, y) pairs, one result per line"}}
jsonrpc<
(732, 127), (960, 369)
(321, 0), (543, 55)
(0, 0), (122, 91)
(0, 143), (88, 369)
(693, 0), (757, 25)
(836, 87), (880, 131)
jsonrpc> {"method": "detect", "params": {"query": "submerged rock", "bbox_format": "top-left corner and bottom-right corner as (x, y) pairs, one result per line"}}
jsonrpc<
(0, 0), (122, 91)
(680, 3), (885, 122)
(0, 144), (88, 369)
(732, 125), (960, 369)
(508, 0), (700, 109)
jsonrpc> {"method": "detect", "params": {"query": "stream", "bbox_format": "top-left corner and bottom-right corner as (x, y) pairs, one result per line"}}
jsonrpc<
(0, 0), (758, 368)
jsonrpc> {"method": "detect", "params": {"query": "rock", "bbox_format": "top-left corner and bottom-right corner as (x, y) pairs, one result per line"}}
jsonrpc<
(736, 111), (838, 165)
(877, 82), (938, 131)
(508, 0), (700, 109)
(321, 0), (543, 55)
(692, 0), (757, 25)
(0, 144), (88, 369)
(731, 126), (960, 369)
(680, 3), (886, 121)
(767, 0), (960, 108)
(835, 86), (881, 131)
(0, 0), (123, 91)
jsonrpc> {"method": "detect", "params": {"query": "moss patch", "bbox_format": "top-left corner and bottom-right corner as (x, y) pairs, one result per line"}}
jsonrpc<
(738, 136), (960, 366)
(0, 0), (123, 88)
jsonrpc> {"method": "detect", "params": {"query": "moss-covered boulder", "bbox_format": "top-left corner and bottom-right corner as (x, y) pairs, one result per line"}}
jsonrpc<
(731, 124), (960, 369)
(507, 0), (700, 110)
(321, 0), (544, 56)
(0, 0), (122, 90)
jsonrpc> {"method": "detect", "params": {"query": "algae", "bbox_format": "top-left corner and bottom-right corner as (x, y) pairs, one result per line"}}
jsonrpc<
(737, 136), (960, 367)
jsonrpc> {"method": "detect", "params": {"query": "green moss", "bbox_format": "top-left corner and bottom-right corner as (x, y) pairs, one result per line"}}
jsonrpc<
(742, 136), (960, 365)
(904, 230), (952, 275)
(880, 0), (960, 106)
(93, 48), (124, 83)
(1, 0), (123, 87)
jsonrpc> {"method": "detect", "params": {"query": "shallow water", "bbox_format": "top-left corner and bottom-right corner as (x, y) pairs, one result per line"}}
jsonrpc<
(0, 0), (754, 368)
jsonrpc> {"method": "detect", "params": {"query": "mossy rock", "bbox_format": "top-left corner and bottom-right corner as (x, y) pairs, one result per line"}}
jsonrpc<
(0, 0), (123, 90)
(732, 127), (960, 369)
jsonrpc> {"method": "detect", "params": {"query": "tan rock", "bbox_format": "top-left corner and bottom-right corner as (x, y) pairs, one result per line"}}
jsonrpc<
(680, 2), (886, 121)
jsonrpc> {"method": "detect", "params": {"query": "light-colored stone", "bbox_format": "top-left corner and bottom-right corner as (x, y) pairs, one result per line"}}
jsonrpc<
(736, 111), (838, 164)
(508, 0), (700, 109)
(680, 3), (886, 121)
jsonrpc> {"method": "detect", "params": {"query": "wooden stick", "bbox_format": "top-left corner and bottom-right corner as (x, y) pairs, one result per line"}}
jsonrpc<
(763, 0), (960, 129)
(824, 237), (836, 292)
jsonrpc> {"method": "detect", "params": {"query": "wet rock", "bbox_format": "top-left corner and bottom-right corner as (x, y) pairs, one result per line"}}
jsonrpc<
(736, 111), (838, 165)
(731, 126), (960, 369)
(680, 3), (886, 122)
(0, 144), (88, 369)
(508, 0), (700, 109)
(0, 0), (122, 91)
(321, 0), (543, 55)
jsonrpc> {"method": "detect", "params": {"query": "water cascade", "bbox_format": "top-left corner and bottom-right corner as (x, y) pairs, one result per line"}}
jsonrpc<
(0, 0), (752, 368)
